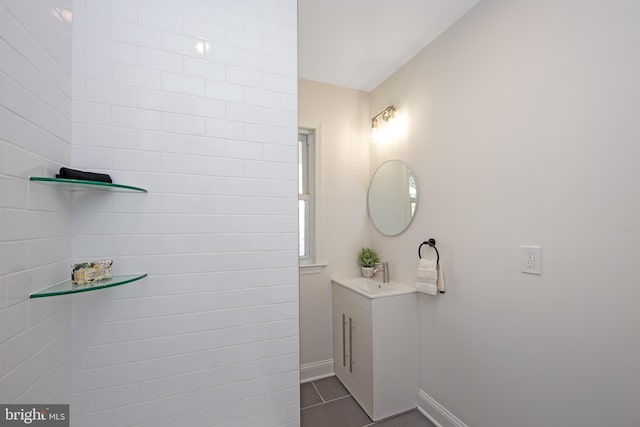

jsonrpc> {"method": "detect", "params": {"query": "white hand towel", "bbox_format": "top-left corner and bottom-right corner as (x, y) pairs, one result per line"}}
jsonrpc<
(416, 281), (438, 295)
(437, 262), (446, 293)
(418, 258), (436, 269)
(417, 268), (438, 280)
(417, 258), (438, 295)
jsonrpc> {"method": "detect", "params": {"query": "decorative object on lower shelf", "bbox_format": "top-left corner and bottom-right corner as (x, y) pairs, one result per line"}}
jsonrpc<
(357, 247), (379, 278)
(72, 260), (113, 285)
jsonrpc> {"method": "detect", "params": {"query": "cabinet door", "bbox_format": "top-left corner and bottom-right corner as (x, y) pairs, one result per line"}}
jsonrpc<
(332, 287), (348, 380)
(348, 301), (374, 416)
(332, 283), (374, 418)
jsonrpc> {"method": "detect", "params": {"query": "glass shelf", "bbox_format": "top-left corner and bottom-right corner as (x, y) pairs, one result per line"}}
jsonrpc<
(30, 273), (147, 298)
(29, 177), (147, 193)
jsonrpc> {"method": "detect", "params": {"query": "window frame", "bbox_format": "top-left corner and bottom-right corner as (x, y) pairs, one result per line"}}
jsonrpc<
(298, 129), (315, 264)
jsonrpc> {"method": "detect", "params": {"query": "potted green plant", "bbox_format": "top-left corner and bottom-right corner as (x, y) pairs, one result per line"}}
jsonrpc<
(357, 247), (379, 278)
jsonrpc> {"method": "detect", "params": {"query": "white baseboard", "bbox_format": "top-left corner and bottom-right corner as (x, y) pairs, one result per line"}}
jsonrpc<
(300, 359), (334, 383)
(418, 389), (467, 427)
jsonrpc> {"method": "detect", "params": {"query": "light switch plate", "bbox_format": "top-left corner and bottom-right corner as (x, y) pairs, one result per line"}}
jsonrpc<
(520, 245), (542, 275)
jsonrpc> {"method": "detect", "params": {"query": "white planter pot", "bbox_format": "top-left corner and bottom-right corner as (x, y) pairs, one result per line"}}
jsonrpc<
(361, 267), (375, 278)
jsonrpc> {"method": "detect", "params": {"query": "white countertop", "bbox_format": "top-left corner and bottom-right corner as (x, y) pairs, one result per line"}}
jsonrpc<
(332, 277), (416, 299)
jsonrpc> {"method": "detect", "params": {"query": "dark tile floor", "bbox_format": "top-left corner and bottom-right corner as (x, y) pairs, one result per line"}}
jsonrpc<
(300, 376), (435, 427)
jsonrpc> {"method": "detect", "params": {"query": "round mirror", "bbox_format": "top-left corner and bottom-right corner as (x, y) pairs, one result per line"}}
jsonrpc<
(367, 160), (418, 236)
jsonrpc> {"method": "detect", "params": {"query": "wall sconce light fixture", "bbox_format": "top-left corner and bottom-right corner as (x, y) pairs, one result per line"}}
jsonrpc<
(371, 105), (396, 143)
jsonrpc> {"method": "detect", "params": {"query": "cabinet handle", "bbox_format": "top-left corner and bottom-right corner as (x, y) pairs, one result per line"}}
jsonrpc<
(342, 314), (346, 366)
(349, 317), (353, 373)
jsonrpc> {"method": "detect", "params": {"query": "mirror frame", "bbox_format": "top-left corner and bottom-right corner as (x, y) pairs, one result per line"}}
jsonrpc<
(367, 159), (419, 237)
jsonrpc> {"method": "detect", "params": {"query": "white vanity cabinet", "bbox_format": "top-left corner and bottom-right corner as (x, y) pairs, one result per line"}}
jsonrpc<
(332, 278), (418, 421)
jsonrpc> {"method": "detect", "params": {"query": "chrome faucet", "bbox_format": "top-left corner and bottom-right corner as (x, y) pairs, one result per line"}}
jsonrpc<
(374, 262), (390, 283)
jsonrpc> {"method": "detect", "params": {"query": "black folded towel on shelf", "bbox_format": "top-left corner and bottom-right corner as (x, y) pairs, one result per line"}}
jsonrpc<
(56, 167), (113, 183)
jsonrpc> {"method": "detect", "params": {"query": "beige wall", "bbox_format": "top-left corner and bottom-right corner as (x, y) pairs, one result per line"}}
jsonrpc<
(370, 0), (640, 425)
(298, 79), (370, 377)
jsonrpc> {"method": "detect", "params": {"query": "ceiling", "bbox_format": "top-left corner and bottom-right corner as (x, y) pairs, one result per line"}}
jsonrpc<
(298, 0), (481, 92)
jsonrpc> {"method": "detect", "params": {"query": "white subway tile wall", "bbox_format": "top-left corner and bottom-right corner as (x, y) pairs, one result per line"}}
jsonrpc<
(0, 0), (73, 405)
(72, 0), (299, 426)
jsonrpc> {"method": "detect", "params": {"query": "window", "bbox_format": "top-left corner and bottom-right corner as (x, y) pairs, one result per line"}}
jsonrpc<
(408, 171), (417, 216)
(298, 130), (314, 262)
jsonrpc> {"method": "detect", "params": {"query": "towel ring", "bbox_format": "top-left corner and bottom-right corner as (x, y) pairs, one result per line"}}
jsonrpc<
(418, 238), (439, 265)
